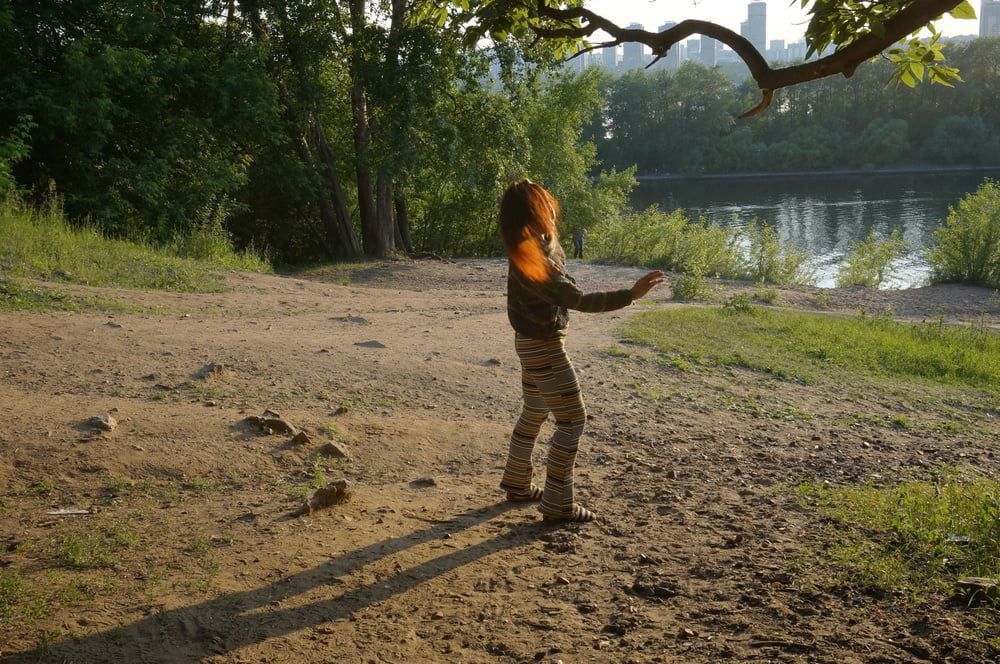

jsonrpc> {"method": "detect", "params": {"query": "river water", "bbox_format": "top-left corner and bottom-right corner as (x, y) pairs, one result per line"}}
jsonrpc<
(631, 170), (1000, 289)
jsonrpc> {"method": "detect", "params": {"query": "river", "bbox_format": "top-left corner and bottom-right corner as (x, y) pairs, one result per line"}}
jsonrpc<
(631, 170), (1000, 289)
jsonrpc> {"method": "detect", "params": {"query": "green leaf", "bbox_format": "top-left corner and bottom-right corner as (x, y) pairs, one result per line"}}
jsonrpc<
(949, 1), (976, 20)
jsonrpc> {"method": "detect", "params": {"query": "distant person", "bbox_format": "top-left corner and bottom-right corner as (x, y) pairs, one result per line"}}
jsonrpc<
(571, 227), (587, 259)
(498, 179), (663, 523)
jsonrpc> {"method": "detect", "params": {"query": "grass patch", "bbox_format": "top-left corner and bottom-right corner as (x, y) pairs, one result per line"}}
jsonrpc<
(622, 307), (1000, 391)
(799, 475), (1000, 604)
(0, 277), (148, 313)
(57, 521), (138, 569)
(1, 197), (269, 293)
(0, 571), (26, 626)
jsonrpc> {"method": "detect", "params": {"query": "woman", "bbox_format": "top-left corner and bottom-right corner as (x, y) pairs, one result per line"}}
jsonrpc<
(498, 179), (664, 523)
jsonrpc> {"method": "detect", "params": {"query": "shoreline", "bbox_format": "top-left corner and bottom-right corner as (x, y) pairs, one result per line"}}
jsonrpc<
(634, 165), (1000, 183)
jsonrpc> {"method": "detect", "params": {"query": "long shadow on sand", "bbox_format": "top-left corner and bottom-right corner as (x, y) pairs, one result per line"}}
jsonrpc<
(4, 502), (539, 663)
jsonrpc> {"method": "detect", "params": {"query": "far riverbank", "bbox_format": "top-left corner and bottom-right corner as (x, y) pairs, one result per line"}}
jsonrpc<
(634, 165), (1000, 183)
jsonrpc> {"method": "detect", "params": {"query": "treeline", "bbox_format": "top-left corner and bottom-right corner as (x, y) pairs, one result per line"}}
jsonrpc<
(590, 38), (1000, 176)
(0, 1), (627, 264)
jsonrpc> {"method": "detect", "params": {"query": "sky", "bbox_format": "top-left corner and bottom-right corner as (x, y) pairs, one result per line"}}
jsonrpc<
(581, 0), (983, 44)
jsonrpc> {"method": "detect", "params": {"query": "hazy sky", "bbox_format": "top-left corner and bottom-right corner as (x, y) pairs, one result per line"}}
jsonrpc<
(582, 0), (983, 44)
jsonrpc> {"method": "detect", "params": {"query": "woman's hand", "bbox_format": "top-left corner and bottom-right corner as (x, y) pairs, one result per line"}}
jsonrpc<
(630, 270), (665, 301)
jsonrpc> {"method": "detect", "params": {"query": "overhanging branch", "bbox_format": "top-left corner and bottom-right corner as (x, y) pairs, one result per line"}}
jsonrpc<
(533, 0), (966, 117)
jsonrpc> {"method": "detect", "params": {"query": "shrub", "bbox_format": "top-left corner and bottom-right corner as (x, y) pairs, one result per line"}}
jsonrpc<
(742, 221), (815, 285)
(670, 270), (707, 301)
(836, 228), (908, 288)
(588, 206), (743, 278)
(927, 180), (1000, 289)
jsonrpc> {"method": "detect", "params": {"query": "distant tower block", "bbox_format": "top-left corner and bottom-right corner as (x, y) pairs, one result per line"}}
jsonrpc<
(740, 1), (767, 54)
(657, 21), (681, 69)
(983, 0), (1000, 38)
(622, 23), (646, 70)
(601, 44), (619, 71)
(699, 34), (717, 66)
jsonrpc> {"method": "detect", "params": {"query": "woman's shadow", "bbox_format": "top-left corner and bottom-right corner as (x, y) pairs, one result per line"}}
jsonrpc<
(4, 501), (542, 664)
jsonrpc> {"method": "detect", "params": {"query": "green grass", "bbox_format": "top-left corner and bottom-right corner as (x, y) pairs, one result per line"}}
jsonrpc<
(0, 277), (149, 313)
(57, 521), (138, 569)
(622, 307), (1000, 391)
(0, 571), (26, 626)
(799, 475), (1000, 602)
(1, 197), (269, 294)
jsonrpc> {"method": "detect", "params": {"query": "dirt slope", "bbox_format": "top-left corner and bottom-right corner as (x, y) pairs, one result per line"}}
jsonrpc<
(1, 259), (998, 663)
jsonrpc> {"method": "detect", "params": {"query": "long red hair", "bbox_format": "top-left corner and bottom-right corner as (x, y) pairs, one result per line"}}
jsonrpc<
(499, 179), (560, 283)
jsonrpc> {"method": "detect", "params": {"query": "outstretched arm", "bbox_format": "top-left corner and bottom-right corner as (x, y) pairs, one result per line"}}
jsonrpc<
(523, 269), (665, 312)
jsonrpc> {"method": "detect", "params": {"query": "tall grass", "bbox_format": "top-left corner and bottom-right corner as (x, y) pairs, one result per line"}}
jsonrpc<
(622, 306), (1000, 390)
(587, 207), (814, 286)
(928, 180), (1000, 289)
(0, 197), (270, 293)
(800, 474), (1000, 601)
(836, 228), (908, 288)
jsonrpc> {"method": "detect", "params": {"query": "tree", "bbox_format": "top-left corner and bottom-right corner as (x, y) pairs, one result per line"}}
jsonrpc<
(431, 0), (977, 117)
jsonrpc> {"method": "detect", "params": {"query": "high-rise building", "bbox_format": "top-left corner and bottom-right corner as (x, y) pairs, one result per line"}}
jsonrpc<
(687, 37), (701, 62)
(622, 23), (646, 69)
(601, 44), (619, 71)
(767, 39), (786, 62)
(983, 0), (1000, 37)
(786, 40), (807, 61)
(740, 1), (767, 53)
(699, 35), (717, 66)
(656, 21), (682, 69)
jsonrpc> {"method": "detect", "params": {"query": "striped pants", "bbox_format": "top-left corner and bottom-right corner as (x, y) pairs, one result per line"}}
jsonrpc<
(501, 334), (587, 518)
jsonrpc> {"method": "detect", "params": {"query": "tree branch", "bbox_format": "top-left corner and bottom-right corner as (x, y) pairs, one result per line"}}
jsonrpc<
(533, 0), (966, 117)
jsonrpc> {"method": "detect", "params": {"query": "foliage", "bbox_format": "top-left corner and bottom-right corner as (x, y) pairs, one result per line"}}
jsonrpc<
(799, 472), (1000, 602)
(588, 206), (745, 278)
(836, 228), (909, 288)
(622, 307), (1000, 390)
(0, 116), (33, 195)
(0, 197), (268, 293)
(591, 40), (1000, 177)
(743, 222), (815, 285)
(927, 180), (1000, 288)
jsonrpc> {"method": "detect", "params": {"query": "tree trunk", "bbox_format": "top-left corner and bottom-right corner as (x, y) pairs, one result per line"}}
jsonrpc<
(311, 120), (362, 257)
(375, 171), (396, 255)
(348, 0), (380, 257)
(394, 192), (413, 254)
(242, 1), (361, 259)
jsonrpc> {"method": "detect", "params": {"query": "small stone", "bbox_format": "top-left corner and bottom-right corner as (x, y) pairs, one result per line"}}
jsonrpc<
(432, 611), (445, 620)
(410, 477), (437, 488)
(292, 479), (350, 516)
(319, 441), (350, 458)
(677, 627), (696, 640)
(483, 358), (502, 366)
(956, 577), (999, 604)
(87, 414), (117, 432)
(861, 441), (871, 449)
(354, 340), (387, 349)
(555, 576), (570, 585)
(290, 431), (312, 445)
(104, 321), (123, 329)
(332, 405), (348, 416)
(196, 362), (226, 379)
(204, 400), (218, 407)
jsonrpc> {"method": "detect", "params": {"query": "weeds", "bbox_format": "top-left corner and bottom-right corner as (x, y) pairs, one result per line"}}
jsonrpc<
(0, 197), (269, 294)
(799, 473), (1000, 602)
(836, 228), (908, 288)
(622, 307), (1000, 391)
(928, 180), (1000, 289)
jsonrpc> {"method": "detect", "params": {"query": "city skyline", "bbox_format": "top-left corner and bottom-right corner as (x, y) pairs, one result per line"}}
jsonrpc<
(583, 0), (984, 44)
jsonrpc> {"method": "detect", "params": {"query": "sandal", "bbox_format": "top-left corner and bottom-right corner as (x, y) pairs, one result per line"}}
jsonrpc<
(505, 485), (544, 503)
(541, 504), (595, 523)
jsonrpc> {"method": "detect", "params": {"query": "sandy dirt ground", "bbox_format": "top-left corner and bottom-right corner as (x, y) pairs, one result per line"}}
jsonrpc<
(1, 258), (999, 663)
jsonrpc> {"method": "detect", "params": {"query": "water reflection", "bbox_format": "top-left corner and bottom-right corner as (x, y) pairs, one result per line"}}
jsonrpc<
(632, 171), (1000, 288)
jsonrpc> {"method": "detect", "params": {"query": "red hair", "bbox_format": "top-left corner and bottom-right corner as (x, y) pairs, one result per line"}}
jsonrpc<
(499, 179), (560, 283)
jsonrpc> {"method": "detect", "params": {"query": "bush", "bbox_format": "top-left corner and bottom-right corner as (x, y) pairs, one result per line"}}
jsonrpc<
(0, 197), (270, 292)
(743, 221), (815, 285)
(927, 180), (1000, 289)
(0, 117), (33, 196)
(588, 206), (743, 278)
(836, 228), (908, 288)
